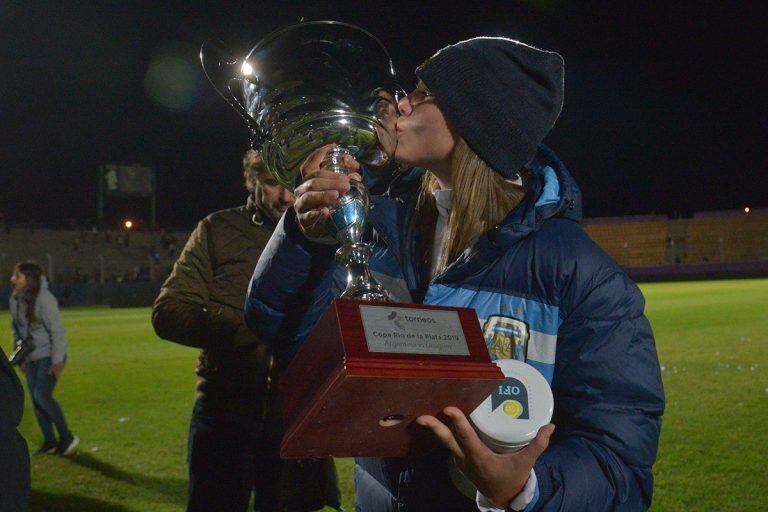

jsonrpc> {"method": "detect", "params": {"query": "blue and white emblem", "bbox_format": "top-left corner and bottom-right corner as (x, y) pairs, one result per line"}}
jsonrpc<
(482, 315), (530, 362)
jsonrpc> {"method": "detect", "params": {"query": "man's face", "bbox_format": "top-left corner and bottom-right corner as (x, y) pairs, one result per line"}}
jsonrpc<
(253, 170), (295, 223)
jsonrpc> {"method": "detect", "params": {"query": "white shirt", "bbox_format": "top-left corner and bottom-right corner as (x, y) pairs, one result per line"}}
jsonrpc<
(430, 187), (536, 512)
(431, 187), (453, 276)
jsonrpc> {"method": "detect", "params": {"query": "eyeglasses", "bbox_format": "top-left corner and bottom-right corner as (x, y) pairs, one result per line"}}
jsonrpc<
(371, 86), (435, 121)
(395, 87), (434, 116)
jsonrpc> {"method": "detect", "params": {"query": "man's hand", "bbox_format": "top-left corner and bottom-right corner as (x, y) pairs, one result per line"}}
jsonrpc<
(49, 362), (65, 379)
(294, 144), (362, 239)
(417, 406), (554, 508)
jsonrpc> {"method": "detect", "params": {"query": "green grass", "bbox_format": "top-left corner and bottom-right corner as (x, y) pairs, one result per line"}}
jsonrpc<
(643, 279), (768, 511)
(14, 279), (768, 511)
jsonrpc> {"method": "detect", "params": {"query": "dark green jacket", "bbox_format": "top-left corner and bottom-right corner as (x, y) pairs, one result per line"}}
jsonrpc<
(152, 196), (273, 414)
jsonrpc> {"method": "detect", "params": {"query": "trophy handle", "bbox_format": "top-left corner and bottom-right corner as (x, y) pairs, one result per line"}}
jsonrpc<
(200, 39), (266, 148)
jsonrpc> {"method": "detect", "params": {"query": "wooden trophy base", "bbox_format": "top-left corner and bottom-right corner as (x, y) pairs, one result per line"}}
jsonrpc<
(279, 298), (503, 458)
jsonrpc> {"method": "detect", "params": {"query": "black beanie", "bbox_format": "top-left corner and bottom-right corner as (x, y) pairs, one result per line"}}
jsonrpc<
(415, 37), (564, 179)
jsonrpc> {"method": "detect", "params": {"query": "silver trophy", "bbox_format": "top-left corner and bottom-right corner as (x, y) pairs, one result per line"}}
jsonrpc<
(201, 21), (400, 301)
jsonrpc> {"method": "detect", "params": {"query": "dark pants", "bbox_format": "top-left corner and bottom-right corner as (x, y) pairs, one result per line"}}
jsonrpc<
(25, 357), (71, 445)
(186, 399), (281, 512)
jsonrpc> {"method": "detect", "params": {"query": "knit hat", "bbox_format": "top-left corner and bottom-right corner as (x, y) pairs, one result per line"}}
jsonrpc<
(415, 37), (564, 179)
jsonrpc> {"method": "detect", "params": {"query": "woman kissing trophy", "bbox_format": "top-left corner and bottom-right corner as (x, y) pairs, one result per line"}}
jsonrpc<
(201, 21), (503, 459)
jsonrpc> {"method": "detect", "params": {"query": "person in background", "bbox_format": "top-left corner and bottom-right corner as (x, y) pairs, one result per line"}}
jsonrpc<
(245, 37), (664, 511)
(152, 150), (341, 512)
(9, 261), (79, 456)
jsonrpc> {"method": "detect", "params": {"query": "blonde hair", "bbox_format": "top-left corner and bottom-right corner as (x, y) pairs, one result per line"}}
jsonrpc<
(414, 139), (527, 277)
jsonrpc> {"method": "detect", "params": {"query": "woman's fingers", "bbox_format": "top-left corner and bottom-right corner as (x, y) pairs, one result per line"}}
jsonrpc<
(294, 147), (363, 239)
(443, 407), (490, 460)
(342, 154), (362, 175)
(294, 190), (341, 215)
(294, 173), (351, 197)
(518, 423), (555, 467)
(296, 207), (331, 238)
(416, 414), (465, 461)
(300, 144), (337, 180)
(300, 145), (363, 181)
(294, 172), (353, 217)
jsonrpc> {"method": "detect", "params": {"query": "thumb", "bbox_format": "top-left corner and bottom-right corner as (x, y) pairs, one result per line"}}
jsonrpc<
(520, 423), (555, 465)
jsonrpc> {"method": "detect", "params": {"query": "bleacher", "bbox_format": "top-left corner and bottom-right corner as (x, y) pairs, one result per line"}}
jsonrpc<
(684, 211), (768, 264)
(582, 208), (767, 277)
(0, 208), (765, 295)
(0, 227), (191, 284)
(583, 216), (669, 267)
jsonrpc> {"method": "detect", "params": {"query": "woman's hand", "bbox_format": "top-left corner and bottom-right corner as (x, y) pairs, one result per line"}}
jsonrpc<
(417, 406), (554, 508)
(49, 362), (65, 379)
(294, 144), (362, 239)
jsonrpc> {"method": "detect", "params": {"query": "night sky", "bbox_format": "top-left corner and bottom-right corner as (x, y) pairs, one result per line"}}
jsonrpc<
(1, 1), (765, 230)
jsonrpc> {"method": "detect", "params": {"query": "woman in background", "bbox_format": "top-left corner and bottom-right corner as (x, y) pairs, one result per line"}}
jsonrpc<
(9, 261), (78, 456)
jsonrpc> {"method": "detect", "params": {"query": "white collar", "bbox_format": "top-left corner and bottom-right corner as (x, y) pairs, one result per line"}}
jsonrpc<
(432, 188), (452, 216)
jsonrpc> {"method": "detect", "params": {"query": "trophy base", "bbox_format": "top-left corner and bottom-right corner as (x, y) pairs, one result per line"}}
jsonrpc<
(279, 299), (504, 458)
(339, 284), (390, 302)
(336, 243), (391, 302)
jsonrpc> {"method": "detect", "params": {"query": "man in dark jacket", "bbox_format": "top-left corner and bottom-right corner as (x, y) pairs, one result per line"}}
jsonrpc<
(0, 346), (30, 512)
(153, 150), (340, 512)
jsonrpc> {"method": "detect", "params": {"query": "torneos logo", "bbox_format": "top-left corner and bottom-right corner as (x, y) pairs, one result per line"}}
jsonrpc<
(387, 310), (436, 331)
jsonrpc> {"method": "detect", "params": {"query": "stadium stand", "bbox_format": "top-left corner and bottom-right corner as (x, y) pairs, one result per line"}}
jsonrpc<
(583, 215), (669, 267)
(583, 208), (767, 281)
(0, 227), (190, 286)
(685, 210), (768, 264)
(0, 208), (765, 306)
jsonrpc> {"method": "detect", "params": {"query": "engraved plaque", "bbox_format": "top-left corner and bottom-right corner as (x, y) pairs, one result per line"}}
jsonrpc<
(359, 305), (470, 356)
(279, 299), (504, 457)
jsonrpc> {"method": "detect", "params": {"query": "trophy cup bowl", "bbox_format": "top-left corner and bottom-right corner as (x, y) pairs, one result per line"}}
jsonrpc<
(201, 20), (401, 300)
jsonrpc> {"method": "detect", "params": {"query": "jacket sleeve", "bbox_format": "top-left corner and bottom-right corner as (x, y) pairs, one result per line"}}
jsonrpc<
(532, 271), (665, 511)
(152, 219), (240, 348)
(9, 298), (21, 348)
(244, 209), (341, 366)
(38, 294), (68, 365)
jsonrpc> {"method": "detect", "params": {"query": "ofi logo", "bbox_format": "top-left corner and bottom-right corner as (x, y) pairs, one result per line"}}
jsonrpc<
(492, 377), (530, 419)
(387, 311), (435, 331)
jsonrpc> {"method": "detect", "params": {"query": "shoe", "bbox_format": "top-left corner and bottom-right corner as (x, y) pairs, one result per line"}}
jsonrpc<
(58, 434), (80, 456)
(35, 442), (58, 455)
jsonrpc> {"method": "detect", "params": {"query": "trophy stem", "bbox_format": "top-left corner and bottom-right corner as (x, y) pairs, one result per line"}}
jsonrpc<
(322, 147), (389, 301)
(336, 243), (390, 302)
(325, 146), (351, 174)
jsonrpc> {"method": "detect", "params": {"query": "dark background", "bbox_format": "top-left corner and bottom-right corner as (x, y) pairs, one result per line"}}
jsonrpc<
(1, 1), (765, 230)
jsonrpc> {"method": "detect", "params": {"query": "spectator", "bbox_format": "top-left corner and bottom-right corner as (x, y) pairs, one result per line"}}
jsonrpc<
(152, 150), (341, 511)
(9, 262), (79, 456)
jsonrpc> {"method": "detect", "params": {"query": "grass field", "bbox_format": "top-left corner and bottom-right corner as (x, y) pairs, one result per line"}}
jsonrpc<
(14, 278), (768, 511)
